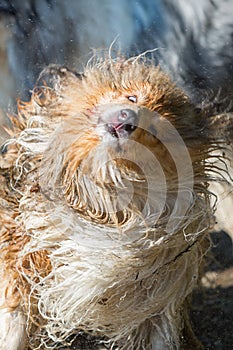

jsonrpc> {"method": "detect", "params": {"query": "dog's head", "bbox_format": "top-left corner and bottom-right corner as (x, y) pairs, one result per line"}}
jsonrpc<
(16, 59), (213, 232)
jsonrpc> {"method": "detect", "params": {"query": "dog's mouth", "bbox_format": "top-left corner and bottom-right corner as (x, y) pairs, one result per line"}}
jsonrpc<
(106, 120), (137, 139)
(96, 105), (139, 139)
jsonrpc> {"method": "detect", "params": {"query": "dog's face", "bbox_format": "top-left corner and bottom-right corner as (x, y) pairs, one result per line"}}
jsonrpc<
(21, 60), (206, 229)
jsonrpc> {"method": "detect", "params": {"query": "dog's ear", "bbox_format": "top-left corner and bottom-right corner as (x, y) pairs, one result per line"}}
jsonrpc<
(36, 64), (85, 91)
(26, 65), (85, 110)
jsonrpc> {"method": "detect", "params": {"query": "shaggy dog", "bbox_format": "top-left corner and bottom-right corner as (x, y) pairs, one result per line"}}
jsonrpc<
(0, 57), (232, 349)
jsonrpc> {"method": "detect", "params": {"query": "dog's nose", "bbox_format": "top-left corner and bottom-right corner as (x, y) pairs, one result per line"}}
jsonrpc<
(106, 109), (138, 138)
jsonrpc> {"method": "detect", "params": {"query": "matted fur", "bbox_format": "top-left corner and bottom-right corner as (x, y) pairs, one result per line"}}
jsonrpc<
(0, 58), (232, 350)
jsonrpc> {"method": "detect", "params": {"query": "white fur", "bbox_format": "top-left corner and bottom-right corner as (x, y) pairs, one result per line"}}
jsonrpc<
(18, 195), (202, 349)
(0, 308), (27, 350)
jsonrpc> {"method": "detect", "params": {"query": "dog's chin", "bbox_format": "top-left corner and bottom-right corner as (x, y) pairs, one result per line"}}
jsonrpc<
(97, 131), (131, 156)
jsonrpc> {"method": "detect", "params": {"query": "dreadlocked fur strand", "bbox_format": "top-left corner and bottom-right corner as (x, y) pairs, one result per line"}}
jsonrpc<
(0, 58), (232, 350)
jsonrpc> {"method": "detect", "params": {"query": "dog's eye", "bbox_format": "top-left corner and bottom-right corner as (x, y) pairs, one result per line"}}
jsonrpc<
(127, 95), (137, 103)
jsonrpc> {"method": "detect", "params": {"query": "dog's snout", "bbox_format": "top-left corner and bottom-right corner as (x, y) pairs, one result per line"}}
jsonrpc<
(106, 108), (138, 138)
(119, 109), (137, 124)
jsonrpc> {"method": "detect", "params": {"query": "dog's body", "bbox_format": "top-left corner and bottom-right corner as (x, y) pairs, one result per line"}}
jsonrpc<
(0, 58), (232, 349)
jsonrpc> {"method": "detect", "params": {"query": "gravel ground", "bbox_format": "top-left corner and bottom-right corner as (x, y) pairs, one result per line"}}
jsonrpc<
(191, 231), (233, 350)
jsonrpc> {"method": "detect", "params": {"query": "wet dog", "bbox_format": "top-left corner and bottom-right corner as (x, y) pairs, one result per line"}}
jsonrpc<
(0, 58), (232, 349)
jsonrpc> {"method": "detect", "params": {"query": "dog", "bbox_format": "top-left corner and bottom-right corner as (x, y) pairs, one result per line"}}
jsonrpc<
(0, 57), (232, 350)
(0, 1), (233, 349)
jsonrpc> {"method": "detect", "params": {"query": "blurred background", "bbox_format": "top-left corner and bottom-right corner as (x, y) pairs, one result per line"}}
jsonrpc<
(0, 0), (233, 107)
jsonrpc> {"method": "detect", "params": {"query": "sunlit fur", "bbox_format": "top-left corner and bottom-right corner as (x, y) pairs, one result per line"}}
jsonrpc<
(0, 58), (231, 350)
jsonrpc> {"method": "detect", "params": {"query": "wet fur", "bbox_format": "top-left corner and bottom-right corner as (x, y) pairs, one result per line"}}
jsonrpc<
(0, 58), (232, 349)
